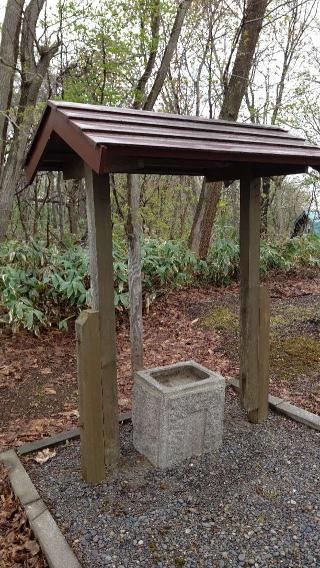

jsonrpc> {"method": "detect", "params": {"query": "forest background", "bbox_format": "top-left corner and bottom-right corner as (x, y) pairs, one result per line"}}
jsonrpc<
(0, 0), (320, 364)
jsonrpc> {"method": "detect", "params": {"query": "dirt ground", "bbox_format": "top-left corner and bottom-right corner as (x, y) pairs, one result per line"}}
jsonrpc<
(0, 268), (319, 453)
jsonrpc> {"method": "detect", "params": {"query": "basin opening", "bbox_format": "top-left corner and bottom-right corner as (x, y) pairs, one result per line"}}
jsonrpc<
(151, 365), (209, 388)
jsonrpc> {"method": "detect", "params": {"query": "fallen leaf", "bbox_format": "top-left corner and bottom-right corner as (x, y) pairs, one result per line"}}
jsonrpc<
(25, 539), (40, 556)
(43, 387), (56, 395)
(40, 368), (52, 375)
(34, 448), (56, 464)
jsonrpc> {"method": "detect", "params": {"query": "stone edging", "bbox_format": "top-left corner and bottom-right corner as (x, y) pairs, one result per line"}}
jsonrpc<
(14, 386), (319, 461)
(18, 411), (132, 456)
(0, 449), (81, 568)
(228, 378), (320, 431)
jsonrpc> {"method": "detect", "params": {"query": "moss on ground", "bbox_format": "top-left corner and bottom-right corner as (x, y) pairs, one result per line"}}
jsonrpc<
(271, 304), (317, 333)
(271, 336), (320, 381)
(270, 314), (287, 328)
(201, 305), (239, 332)
(200, 297), (320, 383)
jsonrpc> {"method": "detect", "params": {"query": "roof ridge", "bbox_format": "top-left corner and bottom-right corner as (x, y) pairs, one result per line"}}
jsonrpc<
(48, 100), (289, 133)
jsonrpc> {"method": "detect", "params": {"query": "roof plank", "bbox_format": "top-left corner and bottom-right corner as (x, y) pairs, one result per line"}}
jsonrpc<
(73, 121), (309, 148)
(24, 100), (320, 182)
(62, 110), (301, 141)
(52, 100), (287, 131)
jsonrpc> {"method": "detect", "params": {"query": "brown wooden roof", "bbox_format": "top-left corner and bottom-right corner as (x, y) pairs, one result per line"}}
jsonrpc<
(25, 100), (320, 182)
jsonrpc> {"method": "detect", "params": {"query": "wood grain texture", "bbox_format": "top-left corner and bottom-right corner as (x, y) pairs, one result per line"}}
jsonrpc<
(76, 310), (105, 483)
(84, 166), (120, 467)
(239, 173), (261, 417)
(256, 284), (270, 423)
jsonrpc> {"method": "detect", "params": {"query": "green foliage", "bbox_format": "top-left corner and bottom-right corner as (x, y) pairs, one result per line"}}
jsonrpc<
(142, 239), (199, 290)
(281, 235), (320, 268)
(0, 238), (200, 333)
(260, 241), (289, 276)
(1, 235), (319, 334)
(203, 238), (240, 285)
(0, 241), (90, 334)
(260, 235), (320, 276)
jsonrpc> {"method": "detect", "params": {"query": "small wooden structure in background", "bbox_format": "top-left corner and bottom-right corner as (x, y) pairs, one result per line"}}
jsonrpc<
(24, 101), (320, 482)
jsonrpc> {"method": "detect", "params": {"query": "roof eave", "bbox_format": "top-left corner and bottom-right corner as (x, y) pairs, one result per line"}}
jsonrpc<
(25, 101), (105, 183)
(24, 105), (54, 184)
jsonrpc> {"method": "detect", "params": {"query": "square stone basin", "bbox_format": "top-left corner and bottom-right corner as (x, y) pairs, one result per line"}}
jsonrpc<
(133, 360), (225, 468)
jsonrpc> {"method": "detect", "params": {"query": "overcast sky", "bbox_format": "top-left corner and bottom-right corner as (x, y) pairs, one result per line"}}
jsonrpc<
(0, 0), (55, 21)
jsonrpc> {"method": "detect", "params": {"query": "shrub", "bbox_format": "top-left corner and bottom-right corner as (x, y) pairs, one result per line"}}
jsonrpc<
(1, 234), (319, 334)
(203, 238), (239, 285)
(142, 239), (199, 290)
(281, 235), (320, 268)
(260, 241), (289, 276)
(0, 241), (90, 333)
(0, 238), (200, 333)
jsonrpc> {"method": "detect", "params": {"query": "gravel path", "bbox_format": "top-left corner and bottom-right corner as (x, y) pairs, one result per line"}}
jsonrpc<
(26, 390), (320, 568)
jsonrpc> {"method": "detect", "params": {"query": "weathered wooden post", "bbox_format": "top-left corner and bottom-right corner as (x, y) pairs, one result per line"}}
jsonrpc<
(76, 310), (105, 483)
(257, 283), (270, 422)
(239, 172), (269, 423)
(82, 166), (120, 468)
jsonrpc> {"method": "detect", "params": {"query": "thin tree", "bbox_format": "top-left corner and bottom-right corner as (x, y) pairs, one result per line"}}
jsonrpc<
(126, 0), (192, 372)
(259, 0), (316, 235)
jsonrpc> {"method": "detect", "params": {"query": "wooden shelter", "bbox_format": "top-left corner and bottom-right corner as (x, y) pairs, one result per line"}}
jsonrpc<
(25, 100), (320, 482)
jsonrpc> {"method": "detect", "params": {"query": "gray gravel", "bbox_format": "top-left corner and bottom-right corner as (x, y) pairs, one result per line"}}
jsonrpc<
(26, 389), (320, 567)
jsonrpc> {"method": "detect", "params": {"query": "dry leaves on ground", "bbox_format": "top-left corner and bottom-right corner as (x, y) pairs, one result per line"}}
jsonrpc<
(34, 448), (57, 464)
(0, 465), (47, 567)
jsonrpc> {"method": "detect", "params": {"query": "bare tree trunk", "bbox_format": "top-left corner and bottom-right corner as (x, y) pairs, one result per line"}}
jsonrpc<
(169, 199), (179, 240)
(126, 174), (144, 372)
(0, 0), (59, 242)
(46, 182), (51, 247)
(259, 0), (312, 237)
(67, 180), (79, 235)
(33, 183), (39, 237)
(132, 1), (161, 109)
(260, 177), (270, 237)
(189, 0), (269, 258)
(16, 192), (29, 241)
(126, 0), (192, 372)
(0, 0), (24, 165)
(56, 172), (65, 242)
(0, 129), (31, 241)
(143, 0), (192, 110)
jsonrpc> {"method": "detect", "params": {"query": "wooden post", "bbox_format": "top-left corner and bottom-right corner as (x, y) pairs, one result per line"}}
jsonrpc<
(84, 165), (120, 467)
(76, 310), (105, 483)
(257, 284), (270, 422)
(240, 173), (267, 422)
